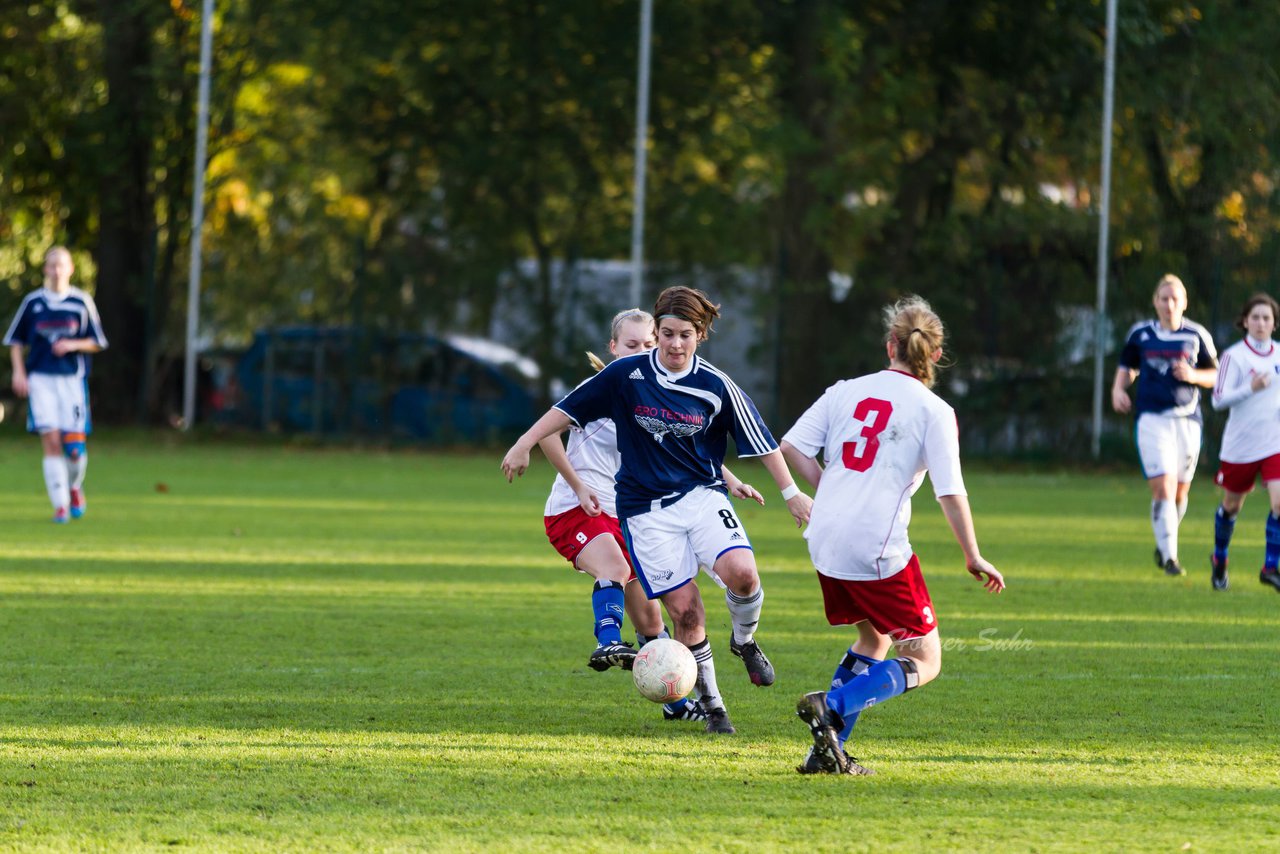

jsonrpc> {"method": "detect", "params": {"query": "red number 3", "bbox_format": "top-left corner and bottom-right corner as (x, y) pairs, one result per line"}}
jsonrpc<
(841, 397), (893, 472)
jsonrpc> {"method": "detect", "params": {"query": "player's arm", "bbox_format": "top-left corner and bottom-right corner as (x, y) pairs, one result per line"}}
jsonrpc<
(937, 494), (1004, 593)
(1170, 361), (1217, 388)
(1110, 366), (1138, 413)
(1211, 354), (1256, 410)
(50, 338), (103, 357)
(721, 465), (764, 505)
(9, 343), (28, 398)
(501, 408), (572, 482)
(780, 439), (824, 490)
(537, 430), (601, 515)
(756, 448), (812, 528)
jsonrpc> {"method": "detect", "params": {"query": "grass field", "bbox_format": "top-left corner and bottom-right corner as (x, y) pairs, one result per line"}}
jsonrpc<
(0, 433), (1277, 851)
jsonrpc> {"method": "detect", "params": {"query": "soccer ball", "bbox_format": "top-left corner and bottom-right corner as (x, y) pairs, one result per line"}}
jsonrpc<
(632, 638), (697, 703)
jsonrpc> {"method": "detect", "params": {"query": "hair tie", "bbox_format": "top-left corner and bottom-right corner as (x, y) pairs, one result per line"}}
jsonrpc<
(909, 328), (923, 336)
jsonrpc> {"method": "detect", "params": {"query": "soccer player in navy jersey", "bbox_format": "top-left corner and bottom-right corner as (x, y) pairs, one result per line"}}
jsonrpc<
(504, 286), (813, 734)
(5, 246), (108, 523)
(1111, 274), (1218, 576)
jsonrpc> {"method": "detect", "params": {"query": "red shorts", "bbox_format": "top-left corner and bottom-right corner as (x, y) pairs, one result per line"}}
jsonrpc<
(544, 507), (635, 579)
(1215, 455), (1280, 494)
(816, 554), (937, 640)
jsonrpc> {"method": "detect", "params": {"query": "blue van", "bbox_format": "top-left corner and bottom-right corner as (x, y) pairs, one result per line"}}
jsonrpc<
(213, 327), (541, 442)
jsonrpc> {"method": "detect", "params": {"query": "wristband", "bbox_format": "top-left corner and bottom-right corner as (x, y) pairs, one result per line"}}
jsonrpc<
(780, 483), (801, 501)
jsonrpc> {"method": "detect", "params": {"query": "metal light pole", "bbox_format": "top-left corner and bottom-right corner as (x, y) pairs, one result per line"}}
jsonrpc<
(183, 0), (215, 430)
(1091, 0), (1118, 458)
(629, 0), (653, 309)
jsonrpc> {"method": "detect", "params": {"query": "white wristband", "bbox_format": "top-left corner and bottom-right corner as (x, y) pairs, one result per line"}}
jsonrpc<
(780, 483), (801, 501)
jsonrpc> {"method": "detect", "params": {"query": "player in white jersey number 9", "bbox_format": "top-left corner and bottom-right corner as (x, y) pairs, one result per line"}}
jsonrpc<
(780, 295), (1004, 775)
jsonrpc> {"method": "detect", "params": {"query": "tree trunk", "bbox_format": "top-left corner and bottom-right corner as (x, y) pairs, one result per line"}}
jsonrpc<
(94, 0), (156, 423)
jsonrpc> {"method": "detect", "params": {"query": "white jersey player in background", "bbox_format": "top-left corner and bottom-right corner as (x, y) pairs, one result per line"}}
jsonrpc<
(5, 246), (108, 523)
(780, 295), (1004, 775)
(1208, 293), (1280, 592)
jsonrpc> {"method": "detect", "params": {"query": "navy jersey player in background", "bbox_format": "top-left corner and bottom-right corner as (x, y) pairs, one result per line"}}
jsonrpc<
(1111, 274), (1218, 576)
(503, 286), (813, 735)
(4, 246), (108, 523)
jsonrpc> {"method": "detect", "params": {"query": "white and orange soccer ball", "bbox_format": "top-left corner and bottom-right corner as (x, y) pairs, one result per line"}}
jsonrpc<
(632, 638), (697, 703)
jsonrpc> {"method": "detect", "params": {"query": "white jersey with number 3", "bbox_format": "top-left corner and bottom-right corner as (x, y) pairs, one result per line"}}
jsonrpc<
(782, 370), (966, 581)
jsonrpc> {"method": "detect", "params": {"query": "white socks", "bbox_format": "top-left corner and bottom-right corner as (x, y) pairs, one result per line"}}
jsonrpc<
(65, 451), (87, 489)
(43, 455), (69, 511)
(726, 586), (763, 645)
(1152, 499), (1178, 561)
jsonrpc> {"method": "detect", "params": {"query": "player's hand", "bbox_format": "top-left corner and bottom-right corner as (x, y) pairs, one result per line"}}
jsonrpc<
(729, 481), (765, 505)
(576, 487), (602, 516)
(1251, 372), (1272, 392)
(51, 339), (76, 357)
(500, 445), (530, 482)
(11, 374), (28, 398)
(785, 492), (813, 528)
(1110, 387), (1131, 414)
(967, 557), (1005, 593)
(1170, 360), (1193, 383)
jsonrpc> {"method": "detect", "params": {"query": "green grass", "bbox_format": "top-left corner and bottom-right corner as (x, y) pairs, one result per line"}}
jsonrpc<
(0, 434), (1277, 851)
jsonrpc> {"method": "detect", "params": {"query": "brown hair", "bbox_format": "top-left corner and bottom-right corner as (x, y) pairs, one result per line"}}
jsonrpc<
(586, 307), (655, 371)
(884, 296), (945, 387)
(653, 286), (721, 341)
(1236, 293), (1280, 333)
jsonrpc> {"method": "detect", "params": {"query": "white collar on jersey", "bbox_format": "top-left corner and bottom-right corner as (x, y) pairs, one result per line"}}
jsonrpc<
(1245, 336), (1274, 355)
(651, 349), (697, 381)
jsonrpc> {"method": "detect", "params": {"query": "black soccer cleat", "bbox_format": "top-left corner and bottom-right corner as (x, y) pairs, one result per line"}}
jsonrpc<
(1163, 557), (1186, 577)
(587, 641), (636, 672)
(795, 691), (853, 774)
(704, 707), (736, 734)
(663, 700), (708, 722)
(796, 746), (874, 776)
(1154, 548), (1164, 569)
(1211, 555), (1229, 591)
(730, 638), (775, 687)
(1260, 568), (1280, 592)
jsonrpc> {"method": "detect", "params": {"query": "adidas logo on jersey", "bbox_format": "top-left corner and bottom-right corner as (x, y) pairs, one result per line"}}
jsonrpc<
(729, 532), (744, 541)
(629, 368), (644, 380)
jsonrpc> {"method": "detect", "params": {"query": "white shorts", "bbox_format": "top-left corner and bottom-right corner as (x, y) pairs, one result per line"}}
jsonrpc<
(1136, 412), (1200, 482)
(621, 487), (752, 598)
(26, 373), (91, 435)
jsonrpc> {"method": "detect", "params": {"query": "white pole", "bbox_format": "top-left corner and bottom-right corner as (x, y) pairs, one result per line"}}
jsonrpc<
(1091, 0), (1118, 458)
(629, 0), (653, 309)
(183, 0), (214, 430)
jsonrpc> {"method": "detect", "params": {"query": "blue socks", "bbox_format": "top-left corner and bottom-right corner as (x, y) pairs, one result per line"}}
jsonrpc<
(1214, 505), (1237, 563)
(1266, 514), (1280, 571)
(591, 580), (625, 645)
(830, 649), (877, 746)
(827, 658), (918, 721)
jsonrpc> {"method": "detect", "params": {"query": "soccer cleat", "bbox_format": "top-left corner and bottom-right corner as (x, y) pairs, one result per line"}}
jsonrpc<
(69, 487), (85, 519)
(1154, 548), (1164, 568)
(1260, 569), (1280, 592)
(663, 699), (708, 722)
(1211, 555), (1229, 591)
(796, 691), (851, 774)
(1163, 557), (1185, 577)
(704, 707), (736, 734)
(588, 641), (636, 672)
(730, 638), (775, 687)
(52, 507), (69, 524)
(796, 746), (874, 776)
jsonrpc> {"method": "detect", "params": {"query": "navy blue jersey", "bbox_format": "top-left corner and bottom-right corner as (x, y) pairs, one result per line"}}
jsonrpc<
(1118, 318), (1217, 420)
(4, 287), (108, 378)
(554, 349), (778, 519)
